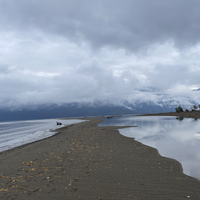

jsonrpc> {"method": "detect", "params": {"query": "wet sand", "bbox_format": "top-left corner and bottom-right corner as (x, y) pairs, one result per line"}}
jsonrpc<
(0, 114), (200, 199)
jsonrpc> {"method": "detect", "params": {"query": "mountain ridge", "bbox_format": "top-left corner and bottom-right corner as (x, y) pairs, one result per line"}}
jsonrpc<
(0, 101), (182, 121)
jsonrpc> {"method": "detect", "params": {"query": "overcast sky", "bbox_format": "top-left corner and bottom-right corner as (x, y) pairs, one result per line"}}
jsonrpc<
(0, 0), (200, 109)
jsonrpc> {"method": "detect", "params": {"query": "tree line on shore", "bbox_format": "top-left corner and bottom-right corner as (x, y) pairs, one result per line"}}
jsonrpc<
(175, 105), (200, 113)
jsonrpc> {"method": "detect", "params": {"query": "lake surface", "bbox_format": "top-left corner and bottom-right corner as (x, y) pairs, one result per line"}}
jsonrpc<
(0, 118), (85, 152)
(99, 116), (200, 180)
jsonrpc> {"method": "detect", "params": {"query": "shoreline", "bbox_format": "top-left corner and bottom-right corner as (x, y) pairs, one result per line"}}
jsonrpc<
(0, 115), (200, 199)
(140, 110), (200, 118)
(0, 118), (87, 154)
(0, 124), (74, 156)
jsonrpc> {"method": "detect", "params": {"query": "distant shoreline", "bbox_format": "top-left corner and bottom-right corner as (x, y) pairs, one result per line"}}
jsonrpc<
(139, 110), (200, 119)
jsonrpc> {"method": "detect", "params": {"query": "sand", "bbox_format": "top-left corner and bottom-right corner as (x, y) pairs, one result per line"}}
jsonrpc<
(0, 113), (200, 199)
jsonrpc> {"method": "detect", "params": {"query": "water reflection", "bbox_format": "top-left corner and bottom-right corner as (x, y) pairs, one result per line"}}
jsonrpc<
(176, 117), (184, 121)
(99, 116), (200, 180)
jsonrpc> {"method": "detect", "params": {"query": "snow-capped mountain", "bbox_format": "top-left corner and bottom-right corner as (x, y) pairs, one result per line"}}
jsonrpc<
(0, 100), (185, 121)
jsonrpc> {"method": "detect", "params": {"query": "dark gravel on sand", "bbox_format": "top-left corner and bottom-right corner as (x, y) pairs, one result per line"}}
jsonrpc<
(0, 117), (200, 199)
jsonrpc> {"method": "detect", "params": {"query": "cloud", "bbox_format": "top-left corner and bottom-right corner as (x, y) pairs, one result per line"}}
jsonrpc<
(0, 0), (200, 109)
(1, 0), (200, 50)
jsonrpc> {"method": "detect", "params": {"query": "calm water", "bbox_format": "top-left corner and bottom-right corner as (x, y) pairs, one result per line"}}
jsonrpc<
(0, 118), (85, 152)
(99, 116), (200, 180)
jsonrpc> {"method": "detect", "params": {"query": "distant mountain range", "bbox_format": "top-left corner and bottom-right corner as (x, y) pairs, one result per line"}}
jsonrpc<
(0, 101), (180, 121)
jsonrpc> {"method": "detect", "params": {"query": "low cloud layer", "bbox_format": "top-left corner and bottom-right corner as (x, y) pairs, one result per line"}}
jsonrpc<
(0, 0), (200, 109)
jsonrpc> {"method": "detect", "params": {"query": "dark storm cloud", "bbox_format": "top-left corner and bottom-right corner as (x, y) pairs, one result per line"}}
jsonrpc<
(0, 0), (200, 51)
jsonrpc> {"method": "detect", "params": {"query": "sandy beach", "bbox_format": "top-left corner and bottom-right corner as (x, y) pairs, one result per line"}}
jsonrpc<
(0, 112), (200, 199)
